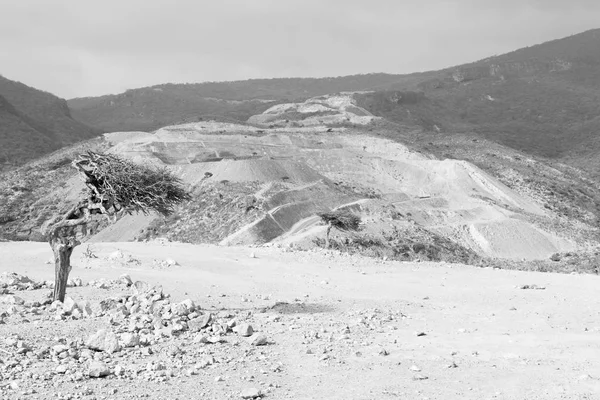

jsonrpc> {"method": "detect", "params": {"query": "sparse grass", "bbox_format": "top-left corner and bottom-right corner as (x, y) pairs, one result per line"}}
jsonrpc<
(481, 251), (600, 275)
(314, 224), (481, 265)
(137, 181), (272, 244)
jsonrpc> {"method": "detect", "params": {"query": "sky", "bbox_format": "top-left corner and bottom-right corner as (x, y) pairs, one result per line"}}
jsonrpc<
(0, 0), (599, 99)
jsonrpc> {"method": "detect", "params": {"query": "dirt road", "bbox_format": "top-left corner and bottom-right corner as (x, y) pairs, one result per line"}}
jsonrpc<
(1, 241), (600, 399)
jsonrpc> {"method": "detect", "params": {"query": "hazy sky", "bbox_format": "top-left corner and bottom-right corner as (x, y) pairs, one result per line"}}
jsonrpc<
(0, 0), (598, 99)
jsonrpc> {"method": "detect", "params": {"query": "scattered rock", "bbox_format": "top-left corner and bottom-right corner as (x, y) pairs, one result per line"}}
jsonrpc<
(55, 365), (68, 374)
(133, 281), (150, 294)
(88, 361), (110, 378)
(120, 333), (140, 348)
(86, 329), (122, 354)
(165, 258), (178, 267)
(119, 274), (133, 286)
(236, 323), (254, 337)
(240, 388), (262, 399)
(0, 295), (25, 305)
(108, 250), (124, 260)
(0, 272), (40, 290)
(62, 297), (78, 314)
(518, 284), (546, 290)
(249, 334), (268, 346)
(188, 313), (212, 332)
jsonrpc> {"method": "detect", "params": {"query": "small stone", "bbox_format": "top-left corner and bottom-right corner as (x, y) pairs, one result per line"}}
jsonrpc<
(249, 334), (268, 346)
(133, 281), (150, 294)
(207, 336), (224, 344)
(79, 301), (93, 317)
(62, 297), (78, 314)
(120, 333), (140, 348)
(410, 365), (421, 372)
(86, 329), (122, 354)
(194, 334), (209, 344)
(166, 344), (182, 356)
(250, 253), (257, 259)
(179, 299), (196, 313)
(188, 313), (212, 332)
(215, 376), (224, 382)
(1, 295), (24, 305)
(379, 348), (389, 356)
(52, 344), (69, 354)
(416, 332), (427, 337)
(55, 365), (68, 374)
(165, 258), (178, 266)
(88, 360), (110, 378)
(119, 274), (133, 286)
(413, 374), (429, 381)
(240, 387), (262, 399)
(6, 305), (20, 315)
(236, 323), (254, 337)
(140, 347), (153, 356)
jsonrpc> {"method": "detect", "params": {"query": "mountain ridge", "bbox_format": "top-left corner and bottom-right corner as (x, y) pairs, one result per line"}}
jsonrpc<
(64, 28), (600, 177)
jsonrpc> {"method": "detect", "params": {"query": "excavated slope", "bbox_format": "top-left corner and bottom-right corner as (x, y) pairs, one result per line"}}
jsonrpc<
(91, 113), (579, 260)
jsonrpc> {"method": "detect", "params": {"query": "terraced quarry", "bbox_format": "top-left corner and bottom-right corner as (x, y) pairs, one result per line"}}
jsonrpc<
(4, 94), (595, 265)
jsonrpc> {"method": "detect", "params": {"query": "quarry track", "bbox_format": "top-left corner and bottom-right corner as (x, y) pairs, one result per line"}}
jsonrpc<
(2, 241), (600, 399)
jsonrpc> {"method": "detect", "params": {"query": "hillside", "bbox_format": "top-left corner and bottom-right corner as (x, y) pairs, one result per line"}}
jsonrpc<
(67, 74), (430, 132)
(357, 29), (600, 175)
(0, 75), (98, 169)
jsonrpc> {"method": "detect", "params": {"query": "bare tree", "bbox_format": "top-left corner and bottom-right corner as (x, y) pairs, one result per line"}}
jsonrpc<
(317, 209), (362, 248)
(44, 152), (191, 302)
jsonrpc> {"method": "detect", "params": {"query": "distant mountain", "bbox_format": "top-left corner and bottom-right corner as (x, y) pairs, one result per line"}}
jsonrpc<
(0, 75), (98, 168)
(67, 74), (429, 132)
(357, 29), (600, 175)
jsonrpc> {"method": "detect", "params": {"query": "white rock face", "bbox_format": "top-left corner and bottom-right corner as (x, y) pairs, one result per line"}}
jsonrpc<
(248, 93), (377, 127)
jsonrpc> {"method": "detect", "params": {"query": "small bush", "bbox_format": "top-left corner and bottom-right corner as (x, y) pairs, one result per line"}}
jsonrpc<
(317, 209), (361, 231)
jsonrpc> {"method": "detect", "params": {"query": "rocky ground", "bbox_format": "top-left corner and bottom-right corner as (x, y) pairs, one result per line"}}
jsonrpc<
(1, 241), (600, 400)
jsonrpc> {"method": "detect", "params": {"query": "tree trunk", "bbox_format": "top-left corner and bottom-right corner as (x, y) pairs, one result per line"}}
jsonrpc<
(50, 237), (75, 302)
(325, 224), (332, 249)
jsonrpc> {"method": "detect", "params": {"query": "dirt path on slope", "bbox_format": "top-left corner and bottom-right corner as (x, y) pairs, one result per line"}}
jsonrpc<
(1, 242), (600, 399)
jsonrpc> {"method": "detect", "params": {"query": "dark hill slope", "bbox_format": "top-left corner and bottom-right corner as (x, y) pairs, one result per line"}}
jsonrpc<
(357, 29), (600, 174)
(0, 75), (98, 168)
(0, 94), (56, 165)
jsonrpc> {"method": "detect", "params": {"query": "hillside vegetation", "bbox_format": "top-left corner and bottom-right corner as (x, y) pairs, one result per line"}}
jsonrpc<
(357, 29), (600, 175)
(0, 75), (98, 169)
(67, 74), (430, 132)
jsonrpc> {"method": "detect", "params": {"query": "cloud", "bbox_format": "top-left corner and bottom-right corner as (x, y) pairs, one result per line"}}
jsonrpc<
(0, 0), (597, 98)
